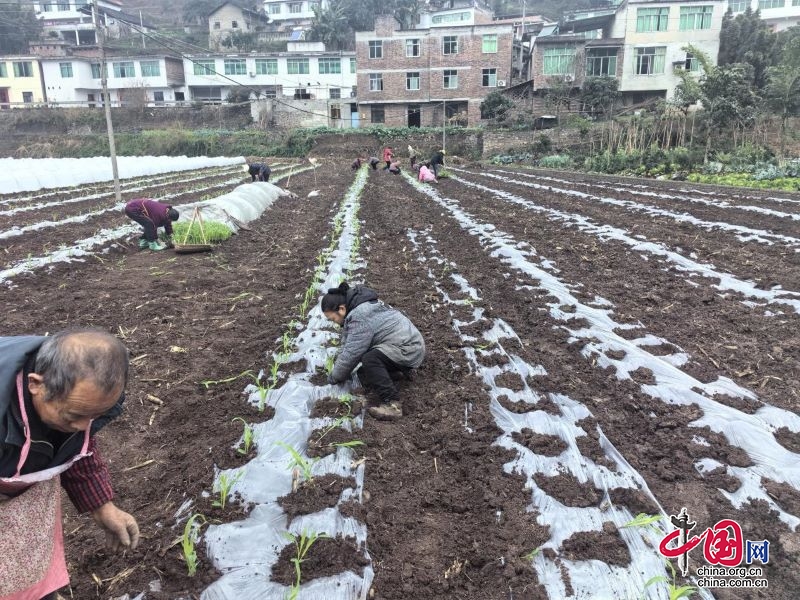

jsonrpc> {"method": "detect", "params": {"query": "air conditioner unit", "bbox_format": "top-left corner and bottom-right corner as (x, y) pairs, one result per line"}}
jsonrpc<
(496, 79), (507, 87)
(563, 74), (574, 83)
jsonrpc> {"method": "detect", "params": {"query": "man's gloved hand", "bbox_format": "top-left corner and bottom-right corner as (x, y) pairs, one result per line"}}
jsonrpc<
(164, 235), (175, 248)
(327, 374), (338, 385)
(91, 502), (140, 553)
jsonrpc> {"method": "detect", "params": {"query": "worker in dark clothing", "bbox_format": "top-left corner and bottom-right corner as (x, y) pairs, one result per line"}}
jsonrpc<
(368, 157), (381, 170)
(248, 163), (271, 182)
(124, 198), (179, 251)
(430, 149), (446, 177)
(351, 157), (363, 170)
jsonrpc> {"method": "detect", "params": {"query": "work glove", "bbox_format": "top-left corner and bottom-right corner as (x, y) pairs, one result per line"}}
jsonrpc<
(165, 235), (175, 249)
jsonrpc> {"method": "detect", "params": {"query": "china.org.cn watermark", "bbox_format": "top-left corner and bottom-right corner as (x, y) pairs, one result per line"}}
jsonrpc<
(658, 507), (769, 589)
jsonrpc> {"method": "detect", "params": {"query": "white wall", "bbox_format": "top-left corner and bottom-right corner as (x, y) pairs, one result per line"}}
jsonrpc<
(263, 0), (324, 22)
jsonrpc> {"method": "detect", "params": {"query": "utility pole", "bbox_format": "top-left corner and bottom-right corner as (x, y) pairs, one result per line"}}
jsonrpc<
(517, 0), (526, 84)
(93, 1), (122, 203)
(442, 99), (446, 152)
(139, 10), (146, 49)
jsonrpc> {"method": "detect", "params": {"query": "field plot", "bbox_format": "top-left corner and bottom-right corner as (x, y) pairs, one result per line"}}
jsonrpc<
(2, 160), (799, 600)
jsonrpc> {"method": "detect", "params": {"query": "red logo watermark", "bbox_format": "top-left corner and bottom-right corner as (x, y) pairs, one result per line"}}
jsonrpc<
(658, 507), (769, 580)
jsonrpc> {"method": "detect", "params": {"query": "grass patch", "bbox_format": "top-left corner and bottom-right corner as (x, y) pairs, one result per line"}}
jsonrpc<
(173, 220), (233, 245)
(687, 172), (800, 191)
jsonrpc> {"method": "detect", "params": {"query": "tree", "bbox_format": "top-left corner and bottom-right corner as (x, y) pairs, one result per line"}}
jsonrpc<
(183, 0), (221, 25)
(480, 90), (514, 122)
(579, 77), (619, 118)
(0, 1), (41, 55)
(765, 37), (800, 158)
(307, 0), (353, 50)
(221, 31), (259, 52)
(719, 8), (779, 90)
(394, 0), (425, 30)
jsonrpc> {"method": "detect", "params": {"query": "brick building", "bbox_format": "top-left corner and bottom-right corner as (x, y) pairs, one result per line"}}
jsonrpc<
(355, 10), (514, 127)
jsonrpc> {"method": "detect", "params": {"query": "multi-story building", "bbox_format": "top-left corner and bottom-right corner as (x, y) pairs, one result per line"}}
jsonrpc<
(0, 57), (47, 107)
(263, 0), (323, 26)
(355, 9), (514, 127)
(183, 42), (355, 102)
(727, 0), (800, 31)
(40, 55), (186, 106)
(31, 0), (155, 46)
(534, 0), (726, 104)
(208, 1), (272, 50)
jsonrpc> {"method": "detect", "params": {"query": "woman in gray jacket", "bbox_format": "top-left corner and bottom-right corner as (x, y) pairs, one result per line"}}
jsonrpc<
(321, 282), (425, 421)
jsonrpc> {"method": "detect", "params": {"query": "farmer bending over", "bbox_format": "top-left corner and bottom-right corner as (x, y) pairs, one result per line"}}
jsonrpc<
(382, 146), (394, 170)
(322, 282), (425, 421)
(124, 198), (178, 251)
(248, 162), (271, 182)
(429, 149), (446, 177)
(0, 330), (140, 599)
(368, 157), (381, 170)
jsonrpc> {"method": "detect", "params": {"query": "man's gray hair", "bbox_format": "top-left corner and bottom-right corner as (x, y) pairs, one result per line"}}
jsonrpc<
(34, 329), (129, 402)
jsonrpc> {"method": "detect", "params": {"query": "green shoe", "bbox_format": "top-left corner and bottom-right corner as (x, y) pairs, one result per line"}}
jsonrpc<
(148, 240), (167, 251)
(138, 238), (149, 249)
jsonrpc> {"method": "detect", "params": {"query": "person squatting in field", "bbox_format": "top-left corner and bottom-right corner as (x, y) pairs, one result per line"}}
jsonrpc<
(417, 163), (438, 184)
(322, 282), (425, 421)
(382, 146), (394, 170)
(0, 330), (140, 600)
(123, 198), (179, 251)
(248, 163), (271, 182)
(388, 160), (401, 174)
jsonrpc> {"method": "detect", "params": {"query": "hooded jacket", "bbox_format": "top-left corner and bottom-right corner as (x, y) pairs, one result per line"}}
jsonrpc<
(0, 336), (123, 510)
(331, 286), (425, 382)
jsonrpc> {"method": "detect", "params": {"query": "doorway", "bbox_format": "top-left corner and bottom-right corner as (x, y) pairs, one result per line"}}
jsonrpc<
(407, 104), (421, 127)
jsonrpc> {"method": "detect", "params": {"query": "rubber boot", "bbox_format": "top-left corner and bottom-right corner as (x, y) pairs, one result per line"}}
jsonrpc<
(138, 238), (149, 249)
(148, 240), (167, 251)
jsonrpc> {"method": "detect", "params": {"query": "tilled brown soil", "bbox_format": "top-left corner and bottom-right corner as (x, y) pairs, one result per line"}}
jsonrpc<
(2, 161), (799, 599)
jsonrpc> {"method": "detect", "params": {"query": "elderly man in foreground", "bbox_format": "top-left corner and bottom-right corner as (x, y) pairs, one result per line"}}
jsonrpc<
(0, 329), (140, 600)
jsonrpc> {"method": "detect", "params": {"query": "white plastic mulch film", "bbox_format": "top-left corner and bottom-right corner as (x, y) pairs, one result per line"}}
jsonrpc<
(201, 168), (373, 600)
(0, 156), (245, 194)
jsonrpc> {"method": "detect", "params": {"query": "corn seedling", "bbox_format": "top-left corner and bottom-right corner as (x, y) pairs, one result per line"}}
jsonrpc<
(181, 513), (207, 577)
(284, 530), (329, 599)
(333, 440), (364, 450)
(281, 331), (293, 354)
(277, 442), (317, 482)
(232, 417), (254, 455)
(622, 513), (663, 534)
(200, 370), (254, 389)
(269, 360), (281, 384)
(324, 354), (335, 376)
(212, 470), (244, 509)
(173, 220), (233, 245)
(338, 393), (354, 411)
(643, 560), (697, 600)
(523, 548), (541, 561)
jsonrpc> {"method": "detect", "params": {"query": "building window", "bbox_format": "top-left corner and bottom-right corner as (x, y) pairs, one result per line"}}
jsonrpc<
(729, 0), (749, 10)
(543, 47), (576, 75)
(175, 91), (185, 101)
(268, 3), (281, 14)
(369, 40), (382, 59)
(231, 20), (239, 28)
(0, 63), (6, 78)
(57, 0), (69, 10)
(369, 73), (383, 91)
(350, 57), (356, 73)
(443, 69), (458, 89)
(140, 61), (160, 77)
(224, 59), (247, 75)
(330, 103), (341, 120)
(442, 35), (458, 55)
(289, 3), (302, 13)
(330, 87), (341, 99)
(153, 91), (164, 104)
(482, 34), (498, 53)
(310, 1), (320, 10)
(13, 62), (33, 77)
(371, 105), (384, 123)
(287, 58), (309, 74)
(59, 62), (73, 78)
(636, 7), (669, 32)
(759, 0), (785, 8)
(585, 48), (617, 76)
(90, 62), (106, 78)
(23, 91), (33, 103)
(635, 46), (666, 75)
(432, 11), (471, 24)
(679, 6), (714, 30)
(684, 53), (700, 72)
(213, 21), (220, 29)
(194, 60), (216, 75)
(42, 2), (53, 11)
(255, 58), (278, 75)
(113, 61), (135, 78)
(482, 68), (497, 87)
(406, 38), (420, 57)
(318, 57), (341, 74)
(793, 0), (800, 6)
(406, 71), (420, 90)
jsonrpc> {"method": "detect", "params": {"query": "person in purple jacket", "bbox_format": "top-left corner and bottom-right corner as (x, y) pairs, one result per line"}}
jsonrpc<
(124, 198), (179, 251)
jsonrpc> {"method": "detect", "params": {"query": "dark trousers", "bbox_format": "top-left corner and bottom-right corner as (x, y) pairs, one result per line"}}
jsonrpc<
(384, 161), (391, 170)
(125, 207), (157, 241)
(357, 348), (410, 403)
(431, 162), (441, 177)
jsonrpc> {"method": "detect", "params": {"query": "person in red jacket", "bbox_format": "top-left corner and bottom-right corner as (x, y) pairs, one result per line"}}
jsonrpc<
(382, 146), (394, 170)
(124, 198), (179, 251)
(0, 330), (139, 599)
